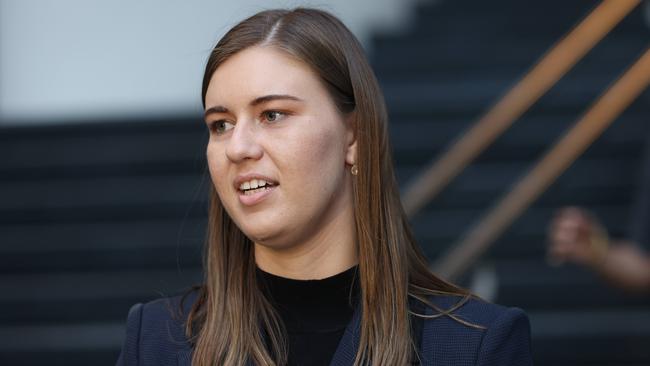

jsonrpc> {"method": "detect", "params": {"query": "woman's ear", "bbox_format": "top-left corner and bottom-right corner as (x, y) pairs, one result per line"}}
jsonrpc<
(344, 113), (357, 166)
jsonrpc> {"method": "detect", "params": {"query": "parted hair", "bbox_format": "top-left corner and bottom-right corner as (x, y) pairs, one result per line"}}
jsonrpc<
(188, 8), (470, 366)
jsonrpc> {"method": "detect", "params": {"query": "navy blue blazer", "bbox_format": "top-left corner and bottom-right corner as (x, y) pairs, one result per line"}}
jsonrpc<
(116, 292), (533, 365)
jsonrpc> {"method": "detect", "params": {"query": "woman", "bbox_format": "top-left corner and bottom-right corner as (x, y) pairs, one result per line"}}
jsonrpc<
(117, 8), (532, 366)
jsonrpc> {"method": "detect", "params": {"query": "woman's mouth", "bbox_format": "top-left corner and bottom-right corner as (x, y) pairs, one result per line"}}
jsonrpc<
(239, 179), (275, 195)
(237, 178), (278, 205)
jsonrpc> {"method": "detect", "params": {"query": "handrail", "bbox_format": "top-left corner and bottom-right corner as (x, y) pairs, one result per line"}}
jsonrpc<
(434, 48), (650, 281)
(402, 0), (642, 217)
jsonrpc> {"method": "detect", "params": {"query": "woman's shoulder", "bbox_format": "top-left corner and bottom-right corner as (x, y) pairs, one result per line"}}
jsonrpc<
(116, 289), (199, 365)
(419, 294), (533, 365)
(426, 294), (528, 326)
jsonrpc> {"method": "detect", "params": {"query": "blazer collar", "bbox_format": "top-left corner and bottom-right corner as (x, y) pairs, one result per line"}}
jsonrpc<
(328, 301), (362, 366)
(176, 302), (363, 366)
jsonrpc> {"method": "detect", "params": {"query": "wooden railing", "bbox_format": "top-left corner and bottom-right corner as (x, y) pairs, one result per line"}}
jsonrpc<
(402, 0), (641, 216)
(435, 48), (650, 280)
(399, 0), (647, 281)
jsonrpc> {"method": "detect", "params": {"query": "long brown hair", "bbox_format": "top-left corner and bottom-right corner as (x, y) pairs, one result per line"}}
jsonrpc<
(188, 8), (470, 365)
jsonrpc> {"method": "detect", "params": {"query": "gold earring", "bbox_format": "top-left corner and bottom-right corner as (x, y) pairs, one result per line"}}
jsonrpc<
(351, 164), (358, 176)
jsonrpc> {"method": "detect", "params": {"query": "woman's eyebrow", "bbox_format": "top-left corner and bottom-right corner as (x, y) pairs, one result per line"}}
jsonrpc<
(204, 95), (303, 118)
(204, 105), (229, 119)
(250, 94), (303, 106)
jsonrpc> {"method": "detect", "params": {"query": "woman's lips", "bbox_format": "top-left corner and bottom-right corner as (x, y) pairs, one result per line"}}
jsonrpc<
(238, 185), (277, 206)
(233, 173), (279, 206)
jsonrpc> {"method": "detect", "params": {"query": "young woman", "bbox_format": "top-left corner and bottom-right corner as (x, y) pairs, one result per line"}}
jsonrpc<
(117, 8), (532, 366)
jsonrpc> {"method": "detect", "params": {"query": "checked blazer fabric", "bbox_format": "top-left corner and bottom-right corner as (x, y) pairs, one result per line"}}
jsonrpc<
(116, 290), (533, 365)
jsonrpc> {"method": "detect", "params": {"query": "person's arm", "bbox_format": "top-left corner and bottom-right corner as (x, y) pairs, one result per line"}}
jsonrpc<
(548, 207), (650, 293)
(592, 240), (650, 292)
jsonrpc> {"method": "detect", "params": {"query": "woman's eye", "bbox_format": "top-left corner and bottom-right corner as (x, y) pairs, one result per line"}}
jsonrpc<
(211, 120), (234, 134)
(262, 110), (285, 123)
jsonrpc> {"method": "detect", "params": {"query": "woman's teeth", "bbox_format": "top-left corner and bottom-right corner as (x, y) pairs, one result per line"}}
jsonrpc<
(239, 179), (274, 195)
(243, 186), (271, 196)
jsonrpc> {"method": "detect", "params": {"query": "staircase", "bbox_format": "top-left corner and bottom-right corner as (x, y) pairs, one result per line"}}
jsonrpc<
(372, 0), (650, 364)
(0, 119), (208, 365)
(0, 0), (648, 364)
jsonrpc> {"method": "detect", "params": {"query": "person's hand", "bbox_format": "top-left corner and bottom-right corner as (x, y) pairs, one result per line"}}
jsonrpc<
(547, 207), (609, 268)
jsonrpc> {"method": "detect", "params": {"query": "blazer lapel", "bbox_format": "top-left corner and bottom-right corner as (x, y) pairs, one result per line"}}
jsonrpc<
(176, 304), (363, 366)
(328, 303), (362, 366)
(329, 299), (427, 366)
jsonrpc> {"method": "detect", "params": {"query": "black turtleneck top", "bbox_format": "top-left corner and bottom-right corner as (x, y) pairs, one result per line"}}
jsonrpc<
(256, 265), (360, 366)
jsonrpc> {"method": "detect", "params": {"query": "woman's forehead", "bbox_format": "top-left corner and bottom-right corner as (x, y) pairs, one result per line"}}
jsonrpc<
(205, 46), (325, 108)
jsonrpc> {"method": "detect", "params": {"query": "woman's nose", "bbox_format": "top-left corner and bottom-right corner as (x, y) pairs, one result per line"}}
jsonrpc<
(225, 120), (263, 163)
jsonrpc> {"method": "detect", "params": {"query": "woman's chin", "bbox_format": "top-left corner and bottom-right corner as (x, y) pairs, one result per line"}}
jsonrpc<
(241, 225), (284, 246)
(249, 233), (300, 252)
(230, 210), (286, 244)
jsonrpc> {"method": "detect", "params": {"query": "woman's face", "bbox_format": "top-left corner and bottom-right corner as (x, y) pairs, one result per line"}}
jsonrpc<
(204, 46), (357, 250)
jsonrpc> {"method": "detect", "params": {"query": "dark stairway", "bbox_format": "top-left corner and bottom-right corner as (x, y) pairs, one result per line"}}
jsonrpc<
(373, 0), (650, 365)
(0, 119), (209, 365)
(1, 0), (649, 365)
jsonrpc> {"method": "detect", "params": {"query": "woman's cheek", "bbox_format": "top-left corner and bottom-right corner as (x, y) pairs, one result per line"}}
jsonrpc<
(294, 133), (345, 204)
(206, 146), (230, 200)
(292, 134), (335, 177)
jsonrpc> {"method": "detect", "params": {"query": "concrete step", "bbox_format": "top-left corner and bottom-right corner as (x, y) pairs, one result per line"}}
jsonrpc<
(489, 259), (650, 310)
(529, 308), (650, 364)
(0, 270), (200, 325)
